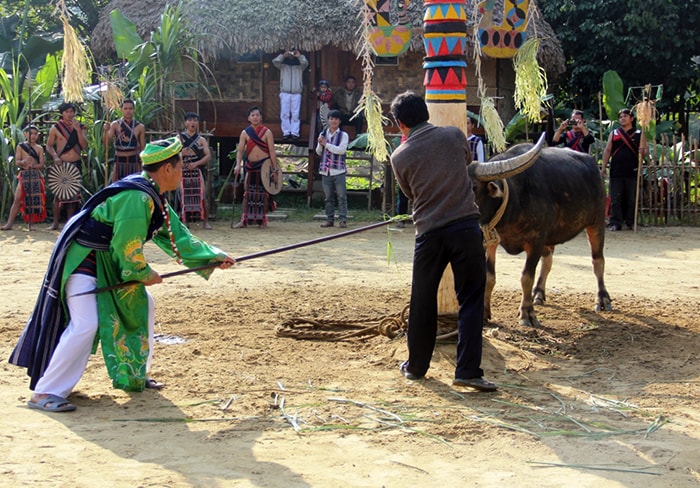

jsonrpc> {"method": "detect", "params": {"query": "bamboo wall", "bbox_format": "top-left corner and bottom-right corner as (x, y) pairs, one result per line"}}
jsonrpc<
(638, 136), (700, 226)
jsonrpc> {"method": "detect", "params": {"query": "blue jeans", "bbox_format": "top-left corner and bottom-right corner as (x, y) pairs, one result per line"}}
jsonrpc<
(322, 173), (348, 222)
(406, 217), (486, 379)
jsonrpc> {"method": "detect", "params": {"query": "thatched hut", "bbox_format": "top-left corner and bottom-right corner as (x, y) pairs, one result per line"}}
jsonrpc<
(91, 0), (564, 141)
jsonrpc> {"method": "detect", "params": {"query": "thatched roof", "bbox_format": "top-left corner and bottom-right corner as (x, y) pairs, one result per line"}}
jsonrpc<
(90, 0), (565, 76)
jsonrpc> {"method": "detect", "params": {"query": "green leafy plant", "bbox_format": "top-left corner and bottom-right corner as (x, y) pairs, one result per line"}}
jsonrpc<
(602, 70), (626, 121)
(109, 4), (219, 132)
(0, 61), (32, 217)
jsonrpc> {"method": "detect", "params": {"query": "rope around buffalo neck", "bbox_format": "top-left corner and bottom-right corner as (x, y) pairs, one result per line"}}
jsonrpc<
(481, 178), (509, 248)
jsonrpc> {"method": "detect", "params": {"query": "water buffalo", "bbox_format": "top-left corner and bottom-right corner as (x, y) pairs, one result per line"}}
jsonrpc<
(469, 135), (612, 326)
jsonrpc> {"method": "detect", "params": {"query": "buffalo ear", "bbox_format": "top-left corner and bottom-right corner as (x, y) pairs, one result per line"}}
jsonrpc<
(487, 181), (504, 198)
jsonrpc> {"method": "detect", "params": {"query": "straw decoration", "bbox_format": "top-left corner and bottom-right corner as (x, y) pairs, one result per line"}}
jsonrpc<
(55, 0), (91, 103)
(513, 37), (547, 124)
(355, 0), (390, 162)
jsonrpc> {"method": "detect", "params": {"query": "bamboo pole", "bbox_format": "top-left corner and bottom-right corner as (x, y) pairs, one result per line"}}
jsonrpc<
(693, 138), (699, 225)
(598, 92), (604, 153)
(104, 116), (111, 188)
(634, 146), (643, 233)
(74, 216), (410, 297)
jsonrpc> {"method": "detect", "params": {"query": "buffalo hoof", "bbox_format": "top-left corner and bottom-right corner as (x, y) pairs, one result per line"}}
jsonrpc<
(518, 311), (541, 327)
(595, 294), (613, 312)
(533, 296), (544, 306)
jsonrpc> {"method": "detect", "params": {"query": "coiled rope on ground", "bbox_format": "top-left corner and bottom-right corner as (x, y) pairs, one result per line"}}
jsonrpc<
(275, 305), (460, 342)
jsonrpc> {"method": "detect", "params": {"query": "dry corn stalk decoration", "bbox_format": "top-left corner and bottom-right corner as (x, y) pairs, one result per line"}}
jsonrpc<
(356, 0), (390, 163)
(55, 0), (91, 103)
(513, 37), (547, 123)
(634, 84), (658, 130)
(470, 1), (507, 153)
(480, 97), (507, 153)
(100, 80), (124, 112)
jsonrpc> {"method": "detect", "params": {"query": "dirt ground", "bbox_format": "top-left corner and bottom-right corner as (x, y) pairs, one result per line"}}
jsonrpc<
(1, 219), (699, 487)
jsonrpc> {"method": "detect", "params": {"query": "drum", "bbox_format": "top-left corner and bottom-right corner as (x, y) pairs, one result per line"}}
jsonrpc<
(47, 162), (82, 201)
(261, 159), (282, 195)
(180, 167), (204, 222)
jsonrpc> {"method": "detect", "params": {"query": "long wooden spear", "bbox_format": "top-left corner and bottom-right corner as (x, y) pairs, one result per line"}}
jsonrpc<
(74, 216), (410, 296)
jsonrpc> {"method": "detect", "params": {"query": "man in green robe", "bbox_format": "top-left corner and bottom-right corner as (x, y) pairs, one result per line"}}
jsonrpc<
(10, 137), (235, 412)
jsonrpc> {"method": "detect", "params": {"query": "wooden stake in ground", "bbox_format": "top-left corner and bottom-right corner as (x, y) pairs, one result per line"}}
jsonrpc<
(423, 0), (469, 313)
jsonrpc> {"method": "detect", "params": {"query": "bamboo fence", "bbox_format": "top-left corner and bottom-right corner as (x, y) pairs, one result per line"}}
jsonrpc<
(637, 136), (699, 226)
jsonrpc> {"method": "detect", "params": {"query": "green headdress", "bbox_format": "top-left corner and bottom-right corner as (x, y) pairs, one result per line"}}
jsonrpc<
(140, 137), (182, 166)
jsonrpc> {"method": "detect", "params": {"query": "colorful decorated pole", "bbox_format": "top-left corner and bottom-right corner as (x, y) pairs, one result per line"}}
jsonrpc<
(423, 0), (468, 130)
(423, 0), (468, 313)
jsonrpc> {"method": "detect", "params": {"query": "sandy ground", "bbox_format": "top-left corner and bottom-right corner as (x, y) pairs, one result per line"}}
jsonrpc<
(1, 220), (699, 487)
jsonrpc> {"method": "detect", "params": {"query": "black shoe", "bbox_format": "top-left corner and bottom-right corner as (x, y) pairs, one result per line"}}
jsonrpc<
(452, 377), (497, 392)
(283, 134), (292, 140)
(320, 221), (334, 228)
(400, 361), (424, 380)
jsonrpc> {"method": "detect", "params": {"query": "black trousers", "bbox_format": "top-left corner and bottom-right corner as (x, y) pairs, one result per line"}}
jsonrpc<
(406, 218), (486, 379)
(396, 187), (408, 215)
(609, 176), (637, 228)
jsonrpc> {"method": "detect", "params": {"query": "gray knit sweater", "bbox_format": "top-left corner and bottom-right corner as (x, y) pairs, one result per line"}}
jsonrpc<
(390, 123), (479, 235)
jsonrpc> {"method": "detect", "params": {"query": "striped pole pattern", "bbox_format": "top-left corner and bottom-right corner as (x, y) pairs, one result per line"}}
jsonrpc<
(422, 0), (468, 104)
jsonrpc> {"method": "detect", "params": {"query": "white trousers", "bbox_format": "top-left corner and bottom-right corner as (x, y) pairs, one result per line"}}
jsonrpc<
(34, 273), (156, 398)
(279, 92), (302, 137)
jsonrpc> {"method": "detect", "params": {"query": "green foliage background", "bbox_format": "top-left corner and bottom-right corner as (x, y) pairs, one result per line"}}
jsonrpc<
(538, 0), (700, 117)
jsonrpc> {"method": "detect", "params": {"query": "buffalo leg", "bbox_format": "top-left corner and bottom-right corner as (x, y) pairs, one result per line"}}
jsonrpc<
(519, 246), (543, 327)
(533, 245), (554, 305)
(586, 224), (612, 312)
(484, 242), (497, 323)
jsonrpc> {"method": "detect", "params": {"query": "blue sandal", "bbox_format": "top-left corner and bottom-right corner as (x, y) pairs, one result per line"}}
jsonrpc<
(28, 394), (76, 412)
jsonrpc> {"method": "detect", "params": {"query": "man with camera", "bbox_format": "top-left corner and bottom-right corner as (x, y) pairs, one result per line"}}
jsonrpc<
(272, 48), (308, 141)
(552, 110), (595, 154)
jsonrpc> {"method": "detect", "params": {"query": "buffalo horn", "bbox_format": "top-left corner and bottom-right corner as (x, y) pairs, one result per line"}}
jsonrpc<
(472, 132), (546, 181)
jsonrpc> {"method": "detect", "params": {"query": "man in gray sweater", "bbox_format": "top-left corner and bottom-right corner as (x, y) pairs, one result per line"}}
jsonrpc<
(272, 48), (308, 140)
(390, 91), (496, 392)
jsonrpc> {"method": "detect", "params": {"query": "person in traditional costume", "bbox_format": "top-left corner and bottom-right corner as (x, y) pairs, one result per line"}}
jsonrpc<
(9, 138), (235, 412)
(46, 102), (88, 230)
(601, 108), (648, 231)
(178, 112), (212, 229)
(1, 126), (47, 230)
(552, 110), (595, 154)
(105, 99), (146, 182)
(232, 107), (280, 228)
